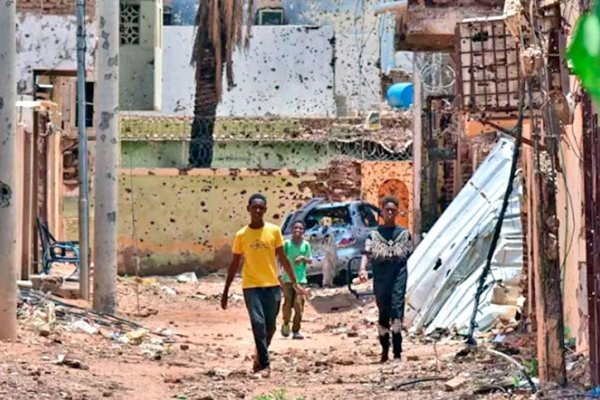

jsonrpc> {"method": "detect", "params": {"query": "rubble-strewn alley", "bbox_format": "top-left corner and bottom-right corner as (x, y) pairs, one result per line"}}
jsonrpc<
(1, 272), (589, 400)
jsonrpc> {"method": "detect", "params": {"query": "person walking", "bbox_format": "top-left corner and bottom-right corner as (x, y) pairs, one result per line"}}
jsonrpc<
(221, 193), (301, 377)
(280, 220), (312, 340)
(359, 196), (413, 363)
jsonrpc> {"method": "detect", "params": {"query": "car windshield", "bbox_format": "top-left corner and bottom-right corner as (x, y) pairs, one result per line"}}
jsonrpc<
(304, 206), (352, 231)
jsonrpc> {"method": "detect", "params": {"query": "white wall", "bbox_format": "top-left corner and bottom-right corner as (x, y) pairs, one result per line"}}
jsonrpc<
(16, 13), (96, 95)
(15, 13), (96, 130)
(161, 25), (337, 117)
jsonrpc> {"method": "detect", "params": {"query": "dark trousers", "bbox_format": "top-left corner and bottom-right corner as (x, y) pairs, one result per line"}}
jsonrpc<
(243, 286), (281, 369)
(282, 283), (305, 333)
(374, 267), (408, 357)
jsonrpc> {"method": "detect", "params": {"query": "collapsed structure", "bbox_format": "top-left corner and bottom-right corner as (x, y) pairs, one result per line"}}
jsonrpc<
(405, 138), (524, 335)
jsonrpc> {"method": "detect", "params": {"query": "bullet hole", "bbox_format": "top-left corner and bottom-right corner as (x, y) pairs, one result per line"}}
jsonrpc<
(169, 218), (176, 223)
(125, 188), (132, 194)
(200, 201), (206, 207)
(0, 181), (11, 208)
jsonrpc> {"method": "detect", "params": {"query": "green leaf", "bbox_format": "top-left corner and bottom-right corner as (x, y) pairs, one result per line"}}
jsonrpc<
(569, 13), (600, 106)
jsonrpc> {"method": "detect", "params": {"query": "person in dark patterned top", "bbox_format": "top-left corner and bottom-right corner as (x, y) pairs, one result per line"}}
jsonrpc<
(358, 196), (413, 363)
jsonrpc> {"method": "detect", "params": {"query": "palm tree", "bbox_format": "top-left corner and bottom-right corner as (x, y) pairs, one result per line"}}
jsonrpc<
(189, 0), (253, 167)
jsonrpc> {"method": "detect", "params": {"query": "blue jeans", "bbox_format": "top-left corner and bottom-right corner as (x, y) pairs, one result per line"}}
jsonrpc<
(243, 286), (281, 369)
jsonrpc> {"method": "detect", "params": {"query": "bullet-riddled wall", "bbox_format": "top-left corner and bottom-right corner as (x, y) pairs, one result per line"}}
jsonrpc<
(64, 169), (316, 275)
(63, 162), (414, 276)
(361, 162), (414, 232)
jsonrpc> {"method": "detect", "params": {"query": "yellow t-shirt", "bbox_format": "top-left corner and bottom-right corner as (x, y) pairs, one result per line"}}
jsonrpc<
(232, 222), (284, 289)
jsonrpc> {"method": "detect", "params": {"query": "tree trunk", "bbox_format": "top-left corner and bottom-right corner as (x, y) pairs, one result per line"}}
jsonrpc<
(189, 46), (219, 168)
(93, 0), (120, 314)
(0, 0), (18, 340)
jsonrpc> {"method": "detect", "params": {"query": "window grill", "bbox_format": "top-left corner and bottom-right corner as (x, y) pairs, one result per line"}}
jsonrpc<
(120, 4), (141, 45)
(455, 16), (542, 120)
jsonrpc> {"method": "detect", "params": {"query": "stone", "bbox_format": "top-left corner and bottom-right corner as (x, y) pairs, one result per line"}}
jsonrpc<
(444, 376), (468, 392)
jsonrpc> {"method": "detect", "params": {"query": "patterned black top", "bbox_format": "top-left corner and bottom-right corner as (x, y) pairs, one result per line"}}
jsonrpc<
(364, 226), (413, 287)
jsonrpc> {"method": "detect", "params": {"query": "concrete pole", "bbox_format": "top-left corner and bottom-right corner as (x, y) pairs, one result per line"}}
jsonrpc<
(93, 0), (120, 314)
(0, 0), (18, 339)
(76, 0), (90, 301)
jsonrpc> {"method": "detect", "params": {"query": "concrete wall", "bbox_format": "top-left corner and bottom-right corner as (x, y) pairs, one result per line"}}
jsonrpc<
(361, 161), (414, 232)
(162, 0), (413, 115)
(121, 140), (344, 170)
(115, 169), (315, 275)
(63, 161), (414, 276)
(120, 0), (163, 111)
(160, 25), (336, 117)
(16, 13), (96, 96)
(558, 105), (588, 351)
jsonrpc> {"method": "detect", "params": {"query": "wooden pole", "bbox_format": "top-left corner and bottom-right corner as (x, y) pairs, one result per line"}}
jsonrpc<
(0, 0), (18, 339)
(93, 0), (120, 313)
(529, 0), (566, 385)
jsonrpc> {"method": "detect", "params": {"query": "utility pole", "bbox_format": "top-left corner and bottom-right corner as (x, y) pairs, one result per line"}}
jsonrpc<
(76, 0), (90, 301)
(0, 0), (18, 339)
(531, 0), (566, 386)
(93, 0), (120, 314)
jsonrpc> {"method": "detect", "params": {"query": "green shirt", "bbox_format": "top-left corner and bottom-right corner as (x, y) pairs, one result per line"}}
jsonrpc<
(281, 239), (312, 284)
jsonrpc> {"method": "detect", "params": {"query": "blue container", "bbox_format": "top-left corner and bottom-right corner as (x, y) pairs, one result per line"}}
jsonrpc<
(386, 82), (414, 109)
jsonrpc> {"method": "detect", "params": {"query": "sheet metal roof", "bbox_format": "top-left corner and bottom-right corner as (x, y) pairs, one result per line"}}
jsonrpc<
(405, 137), (523, 336)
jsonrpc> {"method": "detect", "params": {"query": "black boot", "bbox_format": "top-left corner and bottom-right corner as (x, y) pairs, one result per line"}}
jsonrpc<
(379, 333), (390, 363)
(392, 332), (403, 360)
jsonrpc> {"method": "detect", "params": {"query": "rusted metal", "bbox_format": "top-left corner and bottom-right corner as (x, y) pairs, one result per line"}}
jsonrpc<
(583, 93), (600, 386)
(455, 16), (543, 121)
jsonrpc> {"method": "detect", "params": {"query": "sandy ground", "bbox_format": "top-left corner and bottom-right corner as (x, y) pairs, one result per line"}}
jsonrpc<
(0, 273), (590, 400)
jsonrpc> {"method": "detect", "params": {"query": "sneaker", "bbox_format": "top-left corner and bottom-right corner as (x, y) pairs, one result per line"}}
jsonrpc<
(292, 332), (304, 340)
(281, 323), (290, 338)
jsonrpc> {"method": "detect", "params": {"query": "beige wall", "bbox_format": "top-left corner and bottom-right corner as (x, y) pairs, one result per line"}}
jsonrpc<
(115, 169), (315, 275)
(558, 105), (588, 351)
(361, 161), (414, 232)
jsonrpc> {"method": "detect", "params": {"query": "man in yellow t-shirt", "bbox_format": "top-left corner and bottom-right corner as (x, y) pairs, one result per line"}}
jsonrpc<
(221, 193), (300, 377)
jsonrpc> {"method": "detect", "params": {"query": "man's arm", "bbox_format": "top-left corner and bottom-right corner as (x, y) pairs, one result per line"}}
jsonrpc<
(358, 254), (369, 282)
(221, 254), (242, 310)
(302, 242), (313, 265)
(276, 246), (297, 285)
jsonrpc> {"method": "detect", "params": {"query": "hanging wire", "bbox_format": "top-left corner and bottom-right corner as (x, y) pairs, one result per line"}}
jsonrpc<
(465, 82), (526, 345)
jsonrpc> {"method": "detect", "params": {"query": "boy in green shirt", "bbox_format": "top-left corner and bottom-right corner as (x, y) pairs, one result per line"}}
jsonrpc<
(281, 221), (312, 339)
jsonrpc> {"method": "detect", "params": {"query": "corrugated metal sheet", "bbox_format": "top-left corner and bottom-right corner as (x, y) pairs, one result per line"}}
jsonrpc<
(405, 137), (523, 335)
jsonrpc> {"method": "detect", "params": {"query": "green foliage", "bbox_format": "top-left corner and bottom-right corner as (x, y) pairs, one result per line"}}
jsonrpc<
(253, 388), (305, 400)
(568, 5), (600, 106)
(523, 358), (539, 377)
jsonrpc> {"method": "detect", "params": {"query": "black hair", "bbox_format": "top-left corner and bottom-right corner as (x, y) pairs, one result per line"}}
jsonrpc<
(381, 195), (399, 208)
(248, 193), (267, 205)
(292, 220), (306, 229)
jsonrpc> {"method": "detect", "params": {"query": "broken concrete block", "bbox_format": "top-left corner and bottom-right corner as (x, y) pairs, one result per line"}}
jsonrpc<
(444, 376), (468, 391)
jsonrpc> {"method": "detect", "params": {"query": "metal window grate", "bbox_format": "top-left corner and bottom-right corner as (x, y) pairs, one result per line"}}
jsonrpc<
(455, 16), (542, 120)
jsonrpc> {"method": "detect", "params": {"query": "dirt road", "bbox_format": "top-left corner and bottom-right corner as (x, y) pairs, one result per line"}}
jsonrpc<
(0, 275), (588, 400)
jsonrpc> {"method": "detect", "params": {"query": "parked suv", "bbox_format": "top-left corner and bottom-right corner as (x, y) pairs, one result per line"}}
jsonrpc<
(281, 198), (381, 283)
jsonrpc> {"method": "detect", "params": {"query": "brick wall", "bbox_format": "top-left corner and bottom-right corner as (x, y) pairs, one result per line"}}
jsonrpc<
(17, 0), (95, 16)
